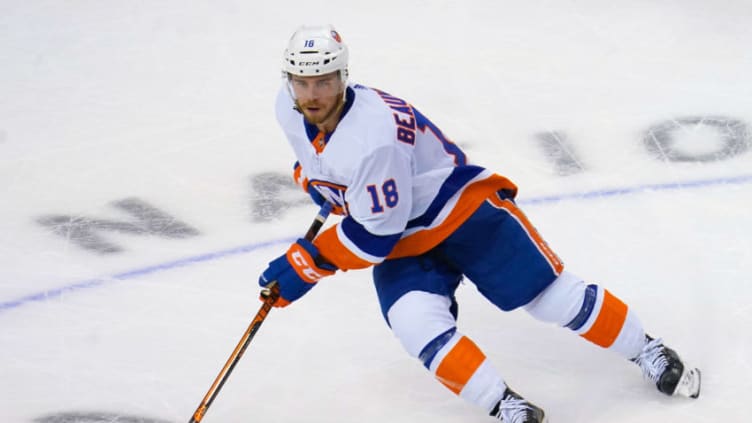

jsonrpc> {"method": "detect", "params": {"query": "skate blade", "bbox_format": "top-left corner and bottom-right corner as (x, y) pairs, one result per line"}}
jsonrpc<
(674, 366), (701, 398)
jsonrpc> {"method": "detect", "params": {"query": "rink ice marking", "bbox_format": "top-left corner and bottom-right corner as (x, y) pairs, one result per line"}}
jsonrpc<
(2, 173), (751, 314)
(519, 173), (752, 205)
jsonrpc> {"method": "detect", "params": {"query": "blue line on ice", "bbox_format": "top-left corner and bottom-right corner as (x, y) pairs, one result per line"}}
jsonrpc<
(518, 174), (752, 205)
(2, 173), (751, 314)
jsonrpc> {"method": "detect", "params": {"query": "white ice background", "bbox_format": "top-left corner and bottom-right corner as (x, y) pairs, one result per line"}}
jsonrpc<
(1, 1), (751, 422)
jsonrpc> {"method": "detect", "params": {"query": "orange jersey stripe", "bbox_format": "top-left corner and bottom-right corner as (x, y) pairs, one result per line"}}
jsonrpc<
(581, 289), (628, 347)
(435, 336), (486, 395)
(388, 174), (517, 259)
(314, 174), (516, 271)
(315, 225), (375, 270)
(487, 195), (564, 275)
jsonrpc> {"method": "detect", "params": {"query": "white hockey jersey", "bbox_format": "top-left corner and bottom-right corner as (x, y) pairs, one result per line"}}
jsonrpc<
(275, 83), (517, 270)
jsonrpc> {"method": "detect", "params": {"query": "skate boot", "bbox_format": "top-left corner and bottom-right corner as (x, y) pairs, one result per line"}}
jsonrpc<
(631, 335), (701, 398)
(489, 387), (547, 423)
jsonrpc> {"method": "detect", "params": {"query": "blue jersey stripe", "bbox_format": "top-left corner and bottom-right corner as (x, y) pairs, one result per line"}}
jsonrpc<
(406, 165), (485, 229)
(341, 216), (402, 258)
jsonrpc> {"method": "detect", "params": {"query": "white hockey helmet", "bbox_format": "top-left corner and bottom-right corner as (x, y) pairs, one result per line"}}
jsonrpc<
(282, 25), (348, 81)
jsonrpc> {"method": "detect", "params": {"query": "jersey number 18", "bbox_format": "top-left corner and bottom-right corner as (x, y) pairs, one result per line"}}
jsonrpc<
(366, 179), (399, 213)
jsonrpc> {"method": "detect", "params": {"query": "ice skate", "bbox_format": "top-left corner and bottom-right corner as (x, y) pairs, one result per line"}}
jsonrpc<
(489, 387), (547, 423)
(631, 335), (701, 398)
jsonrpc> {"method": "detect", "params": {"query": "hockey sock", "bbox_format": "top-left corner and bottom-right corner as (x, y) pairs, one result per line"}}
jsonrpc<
(524, 272), (645, 360)
(565, 284), (645, 359)
(421, 330), (507, 413)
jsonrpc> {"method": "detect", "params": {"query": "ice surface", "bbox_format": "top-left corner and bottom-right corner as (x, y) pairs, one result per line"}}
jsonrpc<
(1, 1), (751, 422)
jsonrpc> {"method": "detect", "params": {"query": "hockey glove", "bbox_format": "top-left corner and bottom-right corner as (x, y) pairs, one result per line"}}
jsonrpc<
(258, 238), (337, 307)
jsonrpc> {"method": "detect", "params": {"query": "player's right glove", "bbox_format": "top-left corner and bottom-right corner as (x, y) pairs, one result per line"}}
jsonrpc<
(258, 238), (337, 307)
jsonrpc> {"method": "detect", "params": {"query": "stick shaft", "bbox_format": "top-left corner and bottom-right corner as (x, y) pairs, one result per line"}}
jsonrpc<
(189, 292), (276, 423)
(189, 204), (332, 423)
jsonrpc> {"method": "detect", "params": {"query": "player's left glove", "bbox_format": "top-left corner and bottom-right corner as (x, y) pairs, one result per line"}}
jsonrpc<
(258, 238), (337, 307)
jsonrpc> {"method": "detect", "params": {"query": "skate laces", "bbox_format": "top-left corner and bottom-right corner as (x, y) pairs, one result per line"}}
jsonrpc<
(492, 394), (533, 423)
(633, 337), (668, 383)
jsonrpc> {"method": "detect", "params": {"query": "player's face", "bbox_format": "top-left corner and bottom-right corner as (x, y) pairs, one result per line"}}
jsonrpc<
(289, 72), (345, 125)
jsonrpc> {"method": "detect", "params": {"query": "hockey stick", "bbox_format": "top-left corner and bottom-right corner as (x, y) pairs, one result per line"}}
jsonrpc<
(189, 203), (333, 423)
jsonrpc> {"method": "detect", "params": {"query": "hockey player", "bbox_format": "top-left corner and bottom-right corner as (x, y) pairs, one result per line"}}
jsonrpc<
(258, 24), (701, 422)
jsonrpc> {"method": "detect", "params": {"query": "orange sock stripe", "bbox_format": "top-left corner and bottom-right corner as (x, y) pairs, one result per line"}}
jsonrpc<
(488, 196), (564, 274)
(581, 289), (628, 347)
(435, 336), (486, 395)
